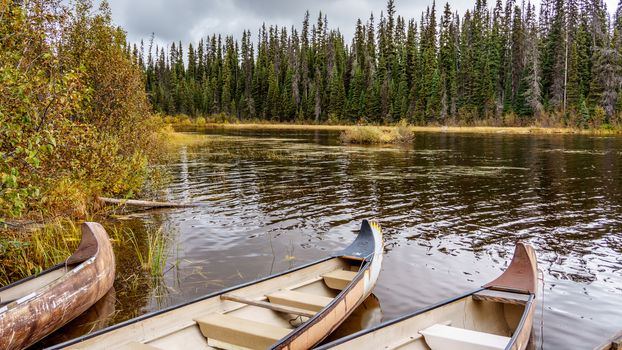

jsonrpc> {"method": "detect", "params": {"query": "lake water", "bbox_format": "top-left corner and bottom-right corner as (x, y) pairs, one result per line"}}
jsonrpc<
(38, 128), (622, 349)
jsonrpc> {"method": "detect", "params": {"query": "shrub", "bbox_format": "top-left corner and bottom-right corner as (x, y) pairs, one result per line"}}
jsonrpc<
(195, 117), (207, 125)
(0, 0), (162, 218)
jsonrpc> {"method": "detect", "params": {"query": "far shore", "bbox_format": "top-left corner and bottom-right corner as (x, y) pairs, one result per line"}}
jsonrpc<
(174, 122), (620, 135)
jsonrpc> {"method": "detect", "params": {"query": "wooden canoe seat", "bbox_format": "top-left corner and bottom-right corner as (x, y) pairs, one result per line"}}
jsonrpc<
(472, 289), (530, 305)
(321, 270), (358, 290)
(117, 342), (162, 350)
(419, 324), (510, 350)
(194, 313), (291, 350)
(267, 290), (333, 312)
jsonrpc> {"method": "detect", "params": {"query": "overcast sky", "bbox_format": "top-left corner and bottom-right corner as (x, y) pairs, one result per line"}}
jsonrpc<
(96, 0), (620, 49)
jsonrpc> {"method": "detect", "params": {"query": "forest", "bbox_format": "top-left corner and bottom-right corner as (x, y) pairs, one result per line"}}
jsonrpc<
(140, 0), (622, 128)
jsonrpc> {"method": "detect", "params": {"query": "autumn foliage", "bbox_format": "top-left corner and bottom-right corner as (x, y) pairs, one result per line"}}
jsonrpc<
(0, 0), (161, 218)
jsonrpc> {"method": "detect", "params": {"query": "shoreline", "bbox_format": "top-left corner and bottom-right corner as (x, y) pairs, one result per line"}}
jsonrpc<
(174, 122), (620, 135)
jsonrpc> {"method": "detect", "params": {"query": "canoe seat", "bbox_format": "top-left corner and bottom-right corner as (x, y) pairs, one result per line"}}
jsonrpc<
(321, 269), (358, 290)
(472, 289), (530, 305)
(267, 290), (333, 312)
(117, 342), (162, 350)
(194, 313), (291, 350)
(419, 324), (511, 350)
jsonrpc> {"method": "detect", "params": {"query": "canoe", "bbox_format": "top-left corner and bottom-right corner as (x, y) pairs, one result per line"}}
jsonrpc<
(50, 219), (384, 350)
(317, 242), (538, 350)
(0, 222), (115, 350)
(594, 330), (622, 350)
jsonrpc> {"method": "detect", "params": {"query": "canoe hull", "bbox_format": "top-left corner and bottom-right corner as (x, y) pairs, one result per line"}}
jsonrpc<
(317, 243), (537, 350)
(0, 222), (115, 350)
(50, 220), (383, 350)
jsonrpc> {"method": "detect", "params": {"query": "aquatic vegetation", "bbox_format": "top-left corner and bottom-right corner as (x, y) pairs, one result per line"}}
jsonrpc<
(127, 228), (169, 278)
(340, 125), (414, 144)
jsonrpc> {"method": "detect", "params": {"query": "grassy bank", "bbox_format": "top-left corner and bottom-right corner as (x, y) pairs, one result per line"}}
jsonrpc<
(168, 119), (621, 136)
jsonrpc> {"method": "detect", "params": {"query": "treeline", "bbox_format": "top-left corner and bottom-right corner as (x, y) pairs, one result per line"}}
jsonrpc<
(1, 0), (160, 218)
(137, 0), (622, 128)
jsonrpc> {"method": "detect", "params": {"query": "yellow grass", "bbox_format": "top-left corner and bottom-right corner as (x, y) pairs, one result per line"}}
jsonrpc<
(174, 122), (620, 135)
(340, 125), (414, 144)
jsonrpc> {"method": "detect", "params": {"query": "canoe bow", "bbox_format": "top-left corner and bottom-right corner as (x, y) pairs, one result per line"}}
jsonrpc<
(0, 222), (115, 350)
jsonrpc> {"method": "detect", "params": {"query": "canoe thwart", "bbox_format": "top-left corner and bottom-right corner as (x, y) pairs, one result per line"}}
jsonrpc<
(194, 313), (291, 350)
(266, 290), (333, 312)
(322, 269), (358, 290)
(472, 289), (530, 305)
(419, 324), (510, 350)
(220, 294), (315, 317)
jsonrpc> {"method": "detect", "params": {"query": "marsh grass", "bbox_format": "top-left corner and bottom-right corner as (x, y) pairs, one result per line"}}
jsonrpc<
(0, 219), (82, 285)
(166, 120), (621, 135)
(0, 220), (170, 286)
(340, 125), (415, 144)
(127, 228), (169, 278)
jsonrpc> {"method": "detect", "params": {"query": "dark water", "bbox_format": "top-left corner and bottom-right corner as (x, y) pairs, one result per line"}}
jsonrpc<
(40, 128), (622, 349)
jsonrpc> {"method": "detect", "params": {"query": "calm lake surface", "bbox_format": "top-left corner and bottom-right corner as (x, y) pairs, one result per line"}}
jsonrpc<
(39, 128), (622, 349)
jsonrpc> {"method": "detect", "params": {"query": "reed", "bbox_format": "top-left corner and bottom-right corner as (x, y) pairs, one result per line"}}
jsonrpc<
(0, 220), (169, 287)
(0, 219), (82, 285)
(127, 227), (169, 277)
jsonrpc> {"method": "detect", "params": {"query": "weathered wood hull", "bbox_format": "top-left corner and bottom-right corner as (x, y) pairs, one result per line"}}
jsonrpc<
(0, 222), (115, 350)
(49, 220), (383, 350)
(317, 243), (538, 350)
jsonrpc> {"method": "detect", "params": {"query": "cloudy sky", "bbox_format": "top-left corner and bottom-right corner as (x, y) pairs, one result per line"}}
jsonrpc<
(96, 0), (619, 48)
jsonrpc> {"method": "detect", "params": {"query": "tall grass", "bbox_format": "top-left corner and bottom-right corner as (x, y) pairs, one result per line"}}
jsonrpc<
(0, 220), (170, 286)
(0, 219), (82, 285)
(127, 228), (169, 277)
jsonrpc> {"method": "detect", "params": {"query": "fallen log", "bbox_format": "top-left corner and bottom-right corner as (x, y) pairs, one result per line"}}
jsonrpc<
(97, 197), (199, 208)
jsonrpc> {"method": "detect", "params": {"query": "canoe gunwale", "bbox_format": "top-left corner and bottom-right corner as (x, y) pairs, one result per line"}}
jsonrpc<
(0, 263), (66, 294)
(271, 258), (372, 349)
(504, 295), (535, 350)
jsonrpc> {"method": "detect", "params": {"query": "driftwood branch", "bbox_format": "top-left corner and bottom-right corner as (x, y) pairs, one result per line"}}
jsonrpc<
(97, 197), (199, 208)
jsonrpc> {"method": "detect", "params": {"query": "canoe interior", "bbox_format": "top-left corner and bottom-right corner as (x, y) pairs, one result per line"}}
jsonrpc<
(0, 265), (68, 306)
(68, 257), (364, 350)
(327, 293), (527, 350)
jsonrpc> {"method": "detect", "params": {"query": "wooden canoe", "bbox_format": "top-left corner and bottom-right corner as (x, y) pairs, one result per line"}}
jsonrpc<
(0, 222), (115, 350)
(317, 242), (538, 350)
(49, 219), (384, 350)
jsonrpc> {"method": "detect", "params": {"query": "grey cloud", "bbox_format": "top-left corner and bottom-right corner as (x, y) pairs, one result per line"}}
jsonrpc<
(99, 0), (617, 49)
